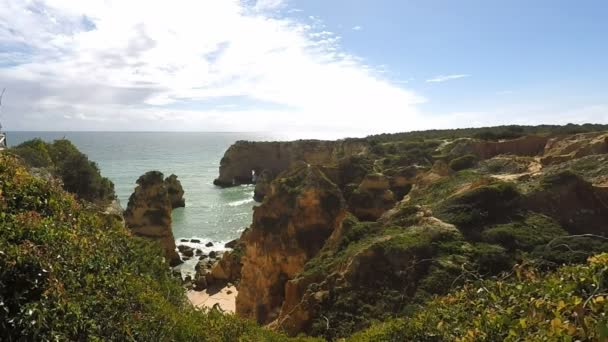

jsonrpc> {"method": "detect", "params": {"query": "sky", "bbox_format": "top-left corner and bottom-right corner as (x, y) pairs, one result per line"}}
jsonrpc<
(0, 0), (607, 138)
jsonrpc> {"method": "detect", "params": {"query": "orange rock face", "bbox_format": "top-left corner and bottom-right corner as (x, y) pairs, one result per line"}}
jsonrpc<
(124, 171), (180, 265)
(235, 165), (346, 324)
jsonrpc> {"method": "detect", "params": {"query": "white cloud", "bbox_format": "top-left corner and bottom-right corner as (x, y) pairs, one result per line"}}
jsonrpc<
(352, 25), (362, 31)
(0, 0), (426, 136)
(426, 74), (470, 83)
(253, 0), (285, 11)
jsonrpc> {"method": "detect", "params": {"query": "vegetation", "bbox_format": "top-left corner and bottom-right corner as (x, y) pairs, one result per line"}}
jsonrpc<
(350, 254), (608, 341)
(449, 154), (478, 171)
(10, 139), (115, 204)
(366, 123), (608, 143)
(0, 154), (312, 341)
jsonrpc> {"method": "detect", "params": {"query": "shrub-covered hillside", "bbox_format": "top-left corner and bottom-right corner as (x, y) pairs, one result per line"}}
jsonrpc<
(10, 139), (115, 204)
(351, 253), (608, 341)
(0, 153), (313, 341)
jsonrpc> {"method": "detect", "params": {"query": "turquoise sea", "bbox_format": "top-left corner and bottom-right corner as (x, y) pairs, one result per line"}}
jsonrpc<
(8, 132), (283, 246)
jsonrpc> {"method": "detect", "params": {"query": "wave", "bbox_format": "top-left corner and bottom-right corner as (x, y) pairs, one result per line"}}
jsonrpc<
(227, 198), (255, 207)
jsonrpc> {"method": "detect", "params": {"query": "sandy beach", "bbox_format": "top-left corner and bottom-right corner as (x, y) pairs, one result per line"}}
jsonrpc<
(187, 285), (238, 313)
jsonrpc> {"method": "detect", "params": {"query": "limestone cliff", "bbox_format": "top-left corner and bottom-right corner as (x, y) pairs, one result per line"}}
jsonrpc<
(236, 164), (347, 324)
(124, 171), (180, 266)
(213, 139), (369, 189)
(221, 127), (608, 339)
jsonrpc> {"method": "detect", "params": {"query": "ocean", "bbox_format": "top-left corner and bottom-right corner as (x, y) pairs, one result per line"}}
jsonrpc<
(7, 131), (284, 247)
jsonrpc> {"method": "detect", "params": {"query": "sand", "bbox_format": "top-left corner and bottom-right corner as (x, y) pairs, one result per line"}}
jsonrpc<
(187, 284), (238, 313)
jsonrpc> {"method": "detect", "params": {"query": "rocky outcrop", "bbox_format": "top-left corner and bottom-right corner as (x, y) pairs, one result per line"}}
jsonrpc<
(541, 132), (608, 165)
(164, 174), (185, 208)
(235, 164), (347, 324)
(348, 173), (396, 221)
(253, 169), (273, 202)
(275, 210), (462, 336)
(524, 171), (608, 235)
(124, 171), (181, 266)
(213, 139), (369, 188)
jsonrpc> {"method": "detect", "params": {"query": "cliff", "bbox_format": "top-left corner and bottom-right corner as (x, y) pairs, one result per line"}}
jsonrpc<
(124, 171), (181, 266)
(218, 126), (608, 339)
(213, 139), (369, 189)
(236, 163), (347, 324)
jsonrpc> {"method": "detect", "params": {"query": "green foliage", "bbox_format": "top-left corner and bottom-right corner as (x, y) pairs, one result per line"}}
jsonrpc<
(481, 213), (567, 251)
(435, 182), (521, 236)
(366, 123), (608, 143)
(0, 154), (311, 341)
(408, 169), (482, 206)
(449, 154), (478, 171)
(349, 254), (608, 341)
(11, 139), (115, 204)
(10, 138), (53, 168)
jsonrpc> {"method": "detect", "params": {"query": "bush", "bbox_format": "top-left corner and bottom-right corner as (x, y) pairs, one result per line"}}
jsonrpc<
(435, 182), (521, 236)
(349, 254), (608, 341)
(481, 212), (567, 251)
(11, 139), (115, 204)
(449, 154), (477, 171)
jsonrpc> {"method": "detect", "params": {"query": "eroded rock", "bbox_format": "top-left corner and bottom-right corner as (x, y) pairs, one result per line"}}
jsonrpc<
(124, 171), (181, 266)
(164, 174), (185, 208)
(236, 164), (347, 324)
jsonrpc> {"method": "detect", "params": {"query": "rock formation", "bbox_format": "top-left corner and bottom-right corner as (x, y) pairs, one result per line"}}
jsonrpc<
(541, 132), (608, 165)
(124, 171), (181, 266)
(164, 174), (186, 208)
(348, 173), (396, 221)
(215, 127), (608, 338)
(213, 139), (369, 189)
(236, 164), (347, 324)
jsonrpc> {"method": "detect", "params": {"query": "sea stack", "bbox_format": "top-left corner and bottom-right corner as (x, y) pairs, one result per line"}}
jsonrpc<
(124, 171), (181, 266)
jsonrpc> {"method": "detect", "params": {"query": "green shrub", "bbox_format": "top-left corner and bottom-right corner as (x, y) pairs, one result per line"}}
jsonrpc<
(449, 154), (477, 171)
(11, 138), (53, 167)
(435, 182), (521, 236)
(481, 212), (567, 251)
(349, 254), (608, 341)
(11, 139), (115, 204)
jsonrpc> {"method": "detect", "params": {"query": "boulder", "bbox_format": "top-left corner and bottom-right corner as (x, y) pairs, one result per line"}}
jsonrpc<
(225, 239), (239, 249)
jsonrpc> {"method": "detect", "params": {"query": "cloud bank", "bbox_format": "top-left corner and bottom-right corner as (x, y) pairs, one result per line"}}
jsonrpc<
(0, 0), (426, 136)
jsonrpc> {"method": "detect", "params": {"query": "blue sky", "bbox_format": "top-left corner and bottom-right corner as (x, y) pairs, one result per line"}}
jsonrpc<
(291, 0), (608, 115)
(0, 0), (606, 137)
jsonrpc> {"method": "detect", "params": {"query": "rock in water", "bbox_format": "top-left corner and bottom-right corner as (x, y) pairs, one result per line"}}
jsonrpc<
(164, 174), (186, 208)
(236, 164), (346, 324)
(124, 171), (181, 266)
